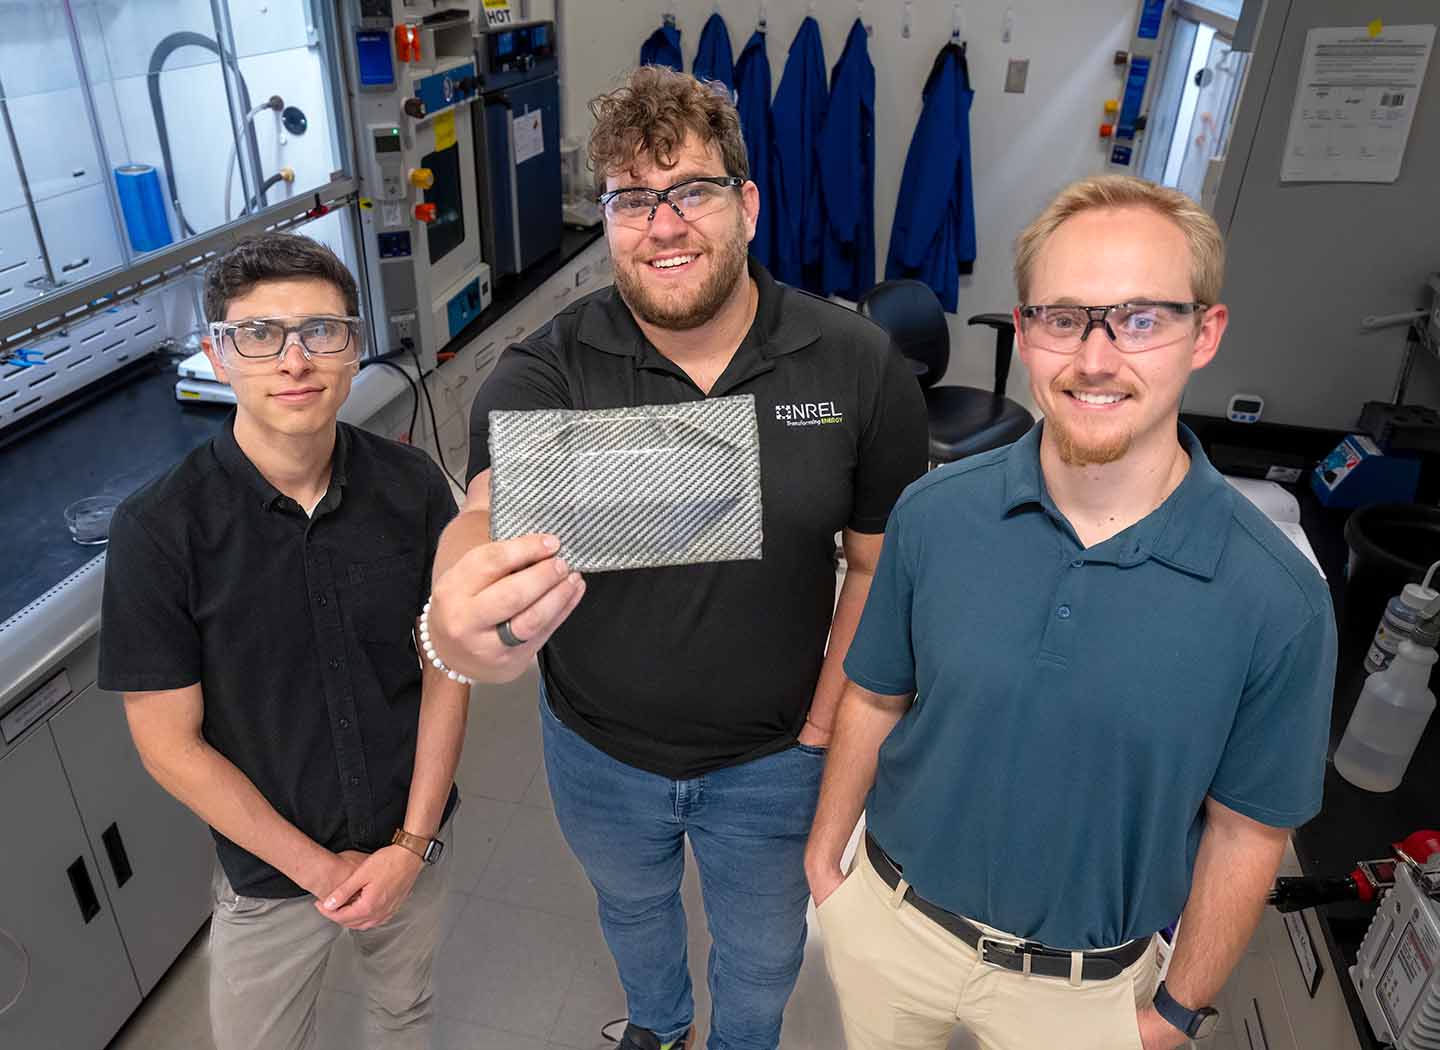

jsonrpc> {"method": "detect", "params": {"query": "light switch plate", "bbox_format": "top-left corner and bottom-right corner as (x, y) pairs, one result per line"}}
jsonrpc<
(1005, 59), (1030, 93)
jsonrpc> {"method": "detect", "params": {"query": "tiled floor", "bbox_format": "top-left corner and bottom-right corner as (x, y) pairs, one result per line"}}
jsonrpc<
(105, 663), (860, 1050)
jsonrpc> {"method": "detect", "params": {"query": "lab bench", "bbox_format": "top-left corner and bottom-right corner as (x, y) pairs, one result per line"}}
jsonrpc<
(1185, 417), (1439, 1050)
(0, 229), (607, 1049)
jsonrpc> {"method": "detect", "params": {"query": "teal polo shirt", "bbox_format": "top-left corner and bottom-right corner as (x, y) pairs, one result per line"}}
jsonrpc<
(845, 423), (1336, 950)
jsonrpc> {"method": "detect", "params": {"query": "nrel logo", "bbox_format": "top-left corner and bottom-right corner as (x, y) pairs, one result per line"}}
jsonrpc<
(775, 401), (843, 427)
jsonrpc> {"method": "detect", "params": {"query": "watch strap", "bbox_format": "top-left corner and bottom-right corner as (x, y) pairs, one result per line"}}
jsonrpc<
(1153, 981), (1219, 1038)
(391, 828), (443, 864)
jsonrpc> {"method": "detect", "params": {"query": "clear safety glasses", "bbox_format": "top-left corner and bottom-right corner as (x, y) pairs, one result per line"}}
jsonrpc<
(597, 176), (744, 229)
(1017, 301), (1209, 354)
(210, 315), (362, 366)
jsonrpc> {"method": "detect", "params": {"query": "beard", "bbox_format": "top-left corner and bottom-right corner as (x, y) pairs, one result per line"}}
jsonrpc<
(1048, 374), (1138, 466)
(614, 218), (750, 331)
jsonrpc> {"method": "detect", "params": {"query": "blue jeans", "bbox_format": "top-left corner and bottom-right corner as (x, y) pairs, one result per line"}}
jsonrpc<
(541, 691), (823, 1050)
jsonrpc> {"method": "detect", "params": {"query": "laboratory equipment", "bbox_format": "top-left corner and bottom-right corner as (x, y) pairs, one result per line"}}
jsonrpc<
(1269, 831), (1440, 912)
(473, 20), (563, 278)
(1226, 393), (1264, 423)
(1335, 640), (1437, 793)
(112, 165), (172, 253)
(1313, 434), (1423, 508)
(561, 137), (601, 228)
(64, 496), (120, 546)
(1365, 561), (1440, 674)
(343, 3), (492, 370)
(1352, 849), (1440, 1049)
(0, 0), (353, 435)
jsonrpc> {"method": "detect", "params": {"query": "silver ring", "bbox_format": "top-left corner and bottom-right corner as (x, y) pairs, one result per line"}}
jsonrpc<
(496, 619), (526, 648)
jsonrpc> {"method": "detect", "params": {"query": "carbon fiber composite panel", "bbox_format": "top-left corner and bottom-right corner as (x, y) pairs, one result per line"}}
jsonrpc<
(488, 394), (762, 572)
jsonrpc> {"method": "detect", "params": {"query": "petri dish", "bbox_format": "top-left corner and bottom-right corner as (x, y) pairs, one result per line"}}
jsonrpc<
(65, 496), (121, 546)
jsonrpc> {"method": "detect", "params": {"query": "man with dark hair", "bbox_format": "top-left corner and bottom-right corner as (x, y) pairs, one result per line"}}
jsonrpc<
(99, 231), (469, 1050)
(424, 66), (927, 1050)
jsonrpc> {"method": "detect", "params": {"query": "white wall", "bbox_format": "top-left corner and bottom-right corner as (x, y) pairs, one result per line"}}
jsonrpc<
(550, 0), (1136, 410)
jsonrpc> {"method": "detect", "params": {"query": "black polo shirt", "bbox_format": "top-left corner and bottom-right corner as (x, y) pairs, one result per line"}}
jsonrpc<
(98, 417), (459, 898)
(467, 259), (927, 778)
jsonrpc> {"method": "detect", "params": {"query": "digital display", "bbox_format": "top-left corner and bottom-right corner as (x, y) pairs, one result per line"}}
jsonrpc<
(374, 131), (401, 154)
(533, 24), (549, 48)
(1233, 399), (1261, 413)
(496, 31), (514, 57)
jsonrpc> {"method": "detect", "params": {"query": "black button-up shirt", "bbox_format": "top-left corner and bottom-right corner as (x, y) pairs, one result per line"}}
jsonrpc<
(99, 417), (458, 897)
(467, 259), (928, 778)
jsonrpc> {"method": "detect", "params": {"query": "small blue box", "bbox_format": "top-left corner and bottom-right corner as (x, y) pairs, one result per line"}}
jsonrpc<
(1311, 434), (1422, 508)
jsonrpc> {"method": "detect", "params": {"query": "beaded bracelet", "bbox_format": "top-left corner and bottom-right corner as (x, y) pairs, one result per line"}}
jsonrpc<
(419, 599), (474, 685)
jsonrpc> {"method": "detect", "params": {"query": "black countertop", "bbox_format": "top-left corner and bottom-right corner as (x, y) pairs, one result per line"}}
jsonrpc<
(0, 359), (230, 626)
(0, 226), (604, 628)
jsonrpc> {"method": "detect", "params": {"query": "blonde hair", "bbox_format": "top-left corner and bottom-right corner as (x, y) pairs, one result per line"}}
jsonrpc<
(1014, 176), (1225, 304)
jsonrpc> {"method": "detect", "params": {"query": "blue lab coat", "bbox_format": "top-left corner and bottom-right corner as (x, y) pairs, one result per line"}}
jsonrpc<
(771, 16), (827, 292)
(885, 43), (976, 313)
(819, 19), (875, 301)
(734, 29), (775, 270)
(692, 14), (735, 93)
(640, 23), (683, 71)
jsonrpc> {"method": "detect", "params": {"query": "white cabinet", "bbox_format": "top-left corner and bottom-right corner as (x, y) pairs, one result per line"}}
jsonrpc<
(1213, 843), (1364, 1050)
(48, 683), (214, 996)
(0, 638), (213, 1049)
(0, 727), (140, 1050)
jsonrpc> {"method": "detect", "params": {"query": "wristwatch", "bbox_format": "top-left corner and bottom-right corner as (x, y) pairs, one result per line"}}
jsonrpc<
(390, 828), (445, 864)
(1153, 981), (1220, 1039)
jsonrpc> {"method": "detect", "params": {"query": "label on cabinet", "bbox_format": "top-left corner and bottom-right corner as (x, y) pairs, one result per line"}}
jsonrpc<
(1283, 909), (1325, 997)
(2, 669), (72, 743)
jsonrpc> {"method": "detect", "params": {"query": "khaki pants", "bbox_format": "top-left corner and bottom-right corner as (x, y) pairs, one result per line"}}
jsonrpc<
(818, 847), (1159, 1050)
(207, 836), (451, 1050)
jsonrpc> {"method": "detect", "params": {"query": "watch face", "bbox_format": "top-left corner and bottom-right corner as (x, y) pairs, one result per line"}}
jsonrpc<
(1193, 1011), (1220, 1038)
(423, 839), (445, 864)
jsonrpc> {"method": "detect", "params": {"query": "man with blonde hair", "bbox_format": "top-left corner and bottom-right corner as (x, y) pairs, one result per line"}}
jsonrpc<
(425, 66), (926, 1050)
(804, 175), (1336, 1049)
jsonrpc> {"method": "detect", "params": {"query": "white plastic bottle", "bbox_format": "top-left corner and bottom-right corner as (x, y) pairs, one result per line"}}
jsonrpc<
(1334, 640), (1438, 793)
(1364, 559), (1440, 674)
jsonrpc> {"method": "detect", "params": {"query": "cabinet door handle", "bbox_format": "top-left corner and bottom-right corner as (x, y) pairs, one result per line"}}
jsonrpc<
(102, 822), (134, 887)
(66, 856), (101, 923)
(0, 925), (29, 1016)
(1243, 997), (1270, 1050)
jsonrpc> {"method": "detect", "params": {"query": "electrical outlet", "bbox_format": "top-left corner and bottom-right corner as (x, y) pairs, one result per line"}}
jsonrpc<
(1005, 59), (1030, 93)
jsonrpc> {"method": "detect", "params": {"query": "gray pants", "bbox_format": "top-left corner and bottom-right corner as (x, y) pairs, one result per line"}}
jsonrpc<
(207, 836), (451, 1050)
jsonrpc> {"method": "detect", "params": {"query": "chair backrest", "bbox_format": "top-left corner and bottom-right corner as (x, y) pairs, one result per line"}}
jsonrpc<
(856, 280), (950, 391)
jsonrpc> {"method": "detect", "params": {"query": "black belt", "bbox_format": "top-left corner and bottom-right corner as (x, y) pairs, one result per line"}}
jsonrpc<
(863, 833), (1150, 983)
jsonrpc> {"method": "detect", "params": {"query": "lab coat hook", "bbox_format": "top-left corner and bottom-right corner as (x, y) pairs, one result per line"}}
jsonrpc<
(663, 9), (677, 30)
(952, 2), (965, 42)
(758, 0), (767, 32)
(808, 0), (817, 16)
(902, 0), (913, 39)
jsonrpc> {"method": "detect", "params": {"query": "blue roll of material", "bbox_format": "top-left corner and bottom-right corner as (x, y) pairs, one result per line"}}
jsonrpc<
(114, 164), (173, 252)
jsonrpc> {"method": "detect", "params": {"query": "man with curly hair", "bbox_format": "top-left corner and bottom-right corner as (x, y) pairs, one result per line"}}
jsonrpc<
(426, 67), (926, 1050)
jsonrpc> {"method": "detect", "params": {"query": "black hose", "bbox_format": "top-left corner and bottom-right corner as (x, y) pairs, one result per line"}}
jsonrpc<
(147, 32), (265, 236)
(248, 171), (289, 212)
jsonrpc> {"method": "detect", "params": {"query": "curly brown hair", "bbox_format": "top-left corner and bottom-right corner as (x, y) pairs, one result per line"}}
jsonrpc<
(587, 66), (749, 195)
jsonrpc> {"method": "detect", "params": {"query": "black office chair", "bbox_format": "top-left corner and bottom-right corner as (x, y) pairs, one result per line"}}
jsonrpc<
(857, 280), (1034, 464)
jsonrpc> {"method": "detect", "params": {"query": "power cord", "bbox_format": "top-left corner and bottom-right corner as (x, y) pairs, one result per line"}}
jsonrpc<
(359, 355), (419, 444)
(360, 341), (466, 492)
(402, 339), (467, 492)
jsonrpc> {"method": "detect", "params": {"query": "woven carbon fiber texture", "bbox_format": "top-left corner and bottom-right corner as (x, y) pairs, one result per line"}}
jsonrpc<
(488, 395), (763, 572)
